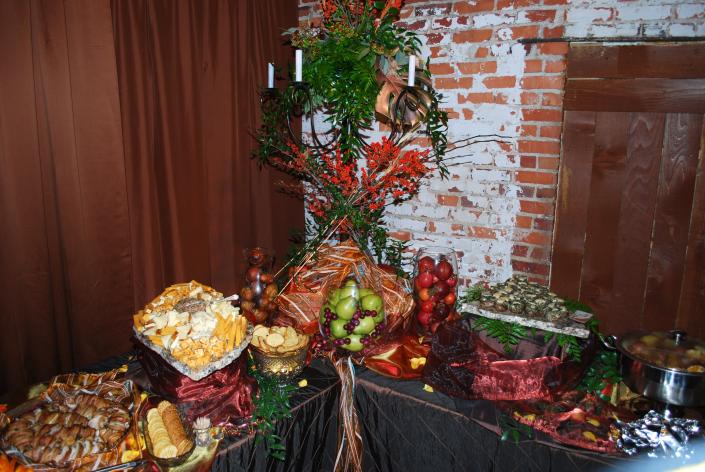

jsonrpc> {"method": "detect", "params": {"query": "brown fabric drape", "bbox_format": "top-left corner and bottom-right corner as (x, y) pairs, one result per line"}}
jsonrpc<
(0, 0), (301, 395)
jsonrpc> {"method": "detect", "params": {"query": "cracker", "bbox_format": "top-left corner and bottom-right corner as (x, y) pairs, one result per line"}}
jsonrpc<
(266, 333), (284, 347)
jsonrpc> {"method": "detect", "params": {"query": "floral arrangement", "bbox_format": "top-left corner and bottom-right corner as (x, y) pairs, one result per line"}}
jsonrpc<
(255, 0), (448, 272)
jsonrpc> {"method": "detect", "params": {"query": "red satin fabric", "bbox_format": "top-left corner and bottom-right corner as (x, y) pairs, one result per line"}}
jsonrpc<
(364, 334), (430, 379)
(459, 355), (561, 401)
(136, 342), (256, 425)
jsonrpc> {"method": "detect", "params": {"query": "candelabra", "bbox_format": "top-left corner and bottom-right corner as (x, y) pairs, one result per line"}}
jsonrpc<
(259, 74), (434, 158)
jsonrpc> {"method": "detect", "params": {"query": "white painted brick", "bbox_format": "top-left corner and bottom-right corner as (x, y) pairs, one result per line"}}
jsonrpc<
(474, 13), (516, 28)
(669, 23), (698, 36)
(616, 5), (672, 21)
(567, 7), (613, 24)
(589, 22), (641, 37)
(677, 3), (705, 19)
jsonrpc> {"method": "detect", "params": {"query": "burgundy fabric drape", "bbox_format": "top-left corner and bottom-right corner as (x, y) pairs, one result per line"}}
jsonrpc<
(111, 0), (302, 309)
(0, 0), (301, 395)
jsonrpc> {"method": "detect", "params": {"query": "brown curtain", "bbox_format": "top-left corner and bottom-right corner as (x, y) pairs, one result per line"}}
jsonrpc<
(0, 0), (301, 395)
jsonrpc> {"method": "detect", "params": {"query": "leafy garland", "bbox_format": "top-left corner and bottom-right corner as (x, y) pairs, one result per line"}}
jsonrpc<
(249, 361), (297, 461)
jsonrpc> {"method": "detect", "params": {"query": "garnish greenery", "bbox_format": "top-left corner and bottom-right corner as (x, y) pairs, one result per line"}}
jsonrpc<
(543, 331), (582, 362)
(578, 349), (621, 401)
(461, 284), (484, 303)
(499, 412), (534, 444)
(473, 317), (527, 355)
(249, 360), (297, 461)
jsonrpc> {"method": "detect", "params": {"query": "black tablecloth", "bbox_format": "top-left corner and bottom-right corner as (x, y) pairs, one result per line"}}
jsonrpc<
(355, 369), (631, 472)
(2, 354), (636, 471)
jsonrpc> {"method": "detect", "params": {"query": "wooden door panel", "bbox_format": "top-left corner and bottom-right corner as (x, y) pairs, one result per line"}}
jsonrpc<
(553, 43), (705, 335)
(677, 128), (705, 339)
(551, 111), (596, 300)
(610, 113), (665, 333)
(580, 113), (630, 323)
(643, 114), (703, 331)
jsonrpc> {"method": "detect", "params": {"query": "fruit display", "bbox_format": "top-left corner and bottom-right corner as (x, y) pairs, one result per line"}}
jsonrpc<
(413, 247), (458, 335)
(319, 279), (386, 352)
(475, 275), (568, 322)
(239, 247), (279, 324)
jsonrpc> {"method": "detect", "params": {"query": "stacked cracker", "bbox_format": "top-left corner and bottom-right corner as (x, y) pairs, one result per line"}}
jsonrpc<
(146, 401), (192, 458)
(133, 281), (249, 370)
(251, 325), (308, 354)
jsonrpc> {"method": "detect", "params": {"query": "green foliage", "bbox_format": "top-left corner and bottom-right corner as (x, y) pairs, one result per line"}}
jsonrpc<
(461, 284), (484, 303)
(543, 331), (582, 362)
(473, 317), (527, 355)
(564, 298), (593, 314)
(498, 412), (534, 443)
(249, 361), (297, 461)
(578, 349), (621, 401)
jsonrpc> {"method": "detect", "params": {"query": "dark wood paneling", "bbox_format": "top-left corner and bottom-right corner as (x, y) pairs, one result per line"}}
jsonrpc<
(579, 113), (630, 329)
(643, 114), (703, 331)
(609, 113), (665, 333)
(564, 79), (705, 113)
(568, 43), (705, 79)
(676, 123), (705, 339)
(550, 111), (596, 299)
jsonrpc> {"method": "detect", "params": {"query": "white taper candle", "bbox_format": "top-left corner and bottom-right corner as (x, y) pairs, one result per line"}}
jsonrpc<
(408, 55), (416, 87)
(268, 63), (275, 88)
(295, 49), (303, 82)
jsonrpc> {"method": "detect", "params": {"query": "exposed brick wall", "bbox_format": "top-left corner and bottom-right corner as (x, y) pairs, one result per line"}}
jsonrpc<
(298, 0), (705, 287)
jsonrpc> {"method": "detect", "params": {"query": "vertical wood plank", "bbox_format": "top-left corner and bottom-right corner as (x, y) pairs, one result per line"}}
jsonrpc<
(550, 111), (596, 299)
(643, 113), (703, 331)
(579, 112), (630, 333)
(676, 122), (705, 339)
(609, 113), (665, 334)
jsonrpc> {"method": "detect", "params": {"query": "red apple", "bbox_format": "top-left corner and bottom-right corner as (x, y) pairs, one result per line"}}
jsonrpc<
(434, 260), (453, 281)
(418, 256), (435, 273)
(434, 280), (450, 298)
(246, 267), (261, 283)
(443, 292), (456, 306)
(416, 272), (434, 289)
(420, 300), (435, 312)
(446, 276), (457, 288)
(417, 288), (431, 301)
(417, 310), (432, 326)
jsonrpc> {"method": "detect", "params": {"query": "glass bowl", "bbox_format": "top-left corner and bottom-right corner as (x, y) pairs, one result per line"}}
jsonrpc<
(250, 336), (309, 383)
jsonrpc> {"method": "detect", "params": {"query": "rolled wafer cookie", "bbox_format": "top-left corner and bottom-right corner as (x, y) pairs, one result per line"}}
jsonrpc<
(161, 403), (192, 454)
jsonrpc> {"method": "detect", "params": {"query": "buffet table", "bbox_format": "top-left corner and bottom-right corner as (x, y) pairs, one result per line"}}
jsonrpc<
(2, 354), (638, 471)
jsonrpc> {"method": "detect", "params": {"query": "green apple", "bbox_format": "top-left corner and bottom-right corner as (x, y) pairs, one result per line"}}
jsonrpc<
(327, 289), (342, 306)
(361, 294), (383, 312)
(373, 309), (385, 324)
(330, 319), (348, 339)
(339, 285), (359, 300)
(335, 296), (358, 320)
(358, 288), (375, 298)
(344, 279), (358, 288)
(353, 316), (376, 335)
(341, 334), (364, 352)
